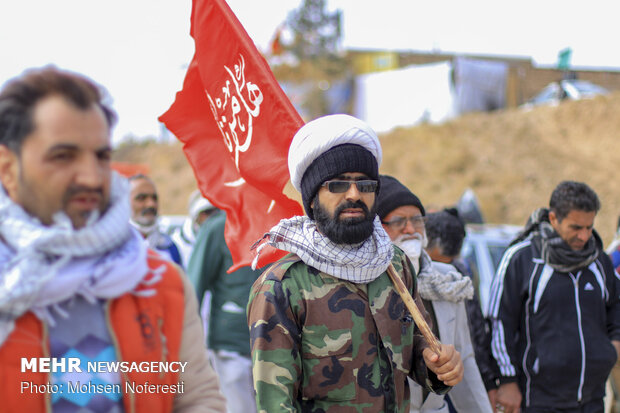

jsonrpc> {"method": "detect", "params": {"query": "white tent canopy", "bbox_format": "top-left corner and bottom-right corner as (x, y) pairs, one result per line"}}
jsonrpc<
(353, 61), (456, 133)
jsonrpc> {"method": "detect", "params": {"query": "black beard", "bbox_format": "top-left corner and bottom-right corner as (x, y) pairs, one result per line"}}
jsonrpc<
(313, 196), (377, 244)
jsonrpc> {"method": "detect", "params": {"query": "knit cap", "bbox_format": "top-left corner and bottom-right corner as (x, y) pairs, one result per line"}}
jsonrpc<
(376, 175), (425, 220)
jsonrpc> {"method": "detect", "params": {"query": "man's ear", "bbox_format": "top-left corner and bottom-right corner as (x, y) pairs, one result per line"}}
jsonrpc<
(0, 145), (19, 199)
(548, 210), (559, 229)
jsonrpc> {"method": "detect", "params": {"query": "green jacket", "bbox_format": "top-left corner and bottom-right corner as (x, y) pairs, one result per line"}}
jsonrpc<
(188, 211), (261, 356)
(247, 246), (449, 413)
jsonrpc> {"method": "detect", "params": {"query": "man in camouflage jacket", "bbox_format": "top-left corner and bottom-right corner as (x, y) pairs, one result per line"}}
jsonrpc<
(248, 115), (463, 412)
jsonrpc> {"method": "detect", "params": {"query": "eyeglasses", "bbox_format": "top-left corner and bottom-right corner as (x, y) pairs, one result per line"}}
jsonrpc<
(321, 179), (378, 194)
(382, 215), (426, 230)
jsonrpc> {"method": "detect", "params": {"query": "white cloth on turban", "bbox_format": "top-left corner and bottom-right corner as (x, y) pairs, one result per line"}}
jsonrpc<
(288, 114), (383, 193)
(187, 189), (214, 223)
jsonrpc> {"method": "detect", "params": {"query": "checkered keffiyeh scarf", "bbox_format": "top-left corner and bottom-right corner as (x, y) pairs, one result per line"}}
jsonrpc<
(253, 215), (394, 283)
(0, 173), (151, 345)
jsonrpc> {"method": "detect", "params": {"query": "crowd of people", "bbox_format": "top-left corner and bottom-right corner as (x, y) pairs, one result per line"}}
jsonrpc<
(1, 66), (619, 413)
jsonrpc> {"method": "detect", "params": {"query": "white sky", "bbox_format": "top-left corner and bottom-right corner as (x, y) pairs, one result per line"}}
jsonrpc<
(1, 0), (619, 145)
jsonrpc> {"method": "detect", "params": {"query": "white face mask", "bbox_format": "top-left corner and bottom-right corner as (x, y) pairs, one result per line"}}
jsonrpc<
(393, 231), (428, 273)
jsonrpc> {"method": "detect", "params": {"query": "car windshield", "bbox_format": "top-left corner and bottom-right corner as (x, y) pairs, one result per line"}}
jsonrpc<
(568, 80), (608, 95)
(488, 244), (508, 270)
(530, 83), (561, 104)
(528, 80), (608, 106)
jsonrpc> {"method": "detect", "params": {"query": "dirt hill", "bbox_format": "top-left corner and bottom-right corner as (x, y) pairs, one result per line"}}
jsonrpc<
(113, 92), (620, 245)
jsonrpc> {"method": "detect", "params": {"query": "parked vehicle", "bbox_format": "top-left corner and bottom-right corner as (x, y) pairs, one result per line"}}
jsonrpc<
(523, 79), (609, 108)
(460, 223), (522, 316)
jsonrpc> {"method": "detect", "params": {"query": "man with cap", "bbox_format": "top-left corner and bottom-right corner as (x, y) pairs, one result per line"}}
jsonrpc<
(247, 115), (463, 412)
(377, 175), (492, 412)
(376, 174), (429, 275)
(172, 189), (219, 266)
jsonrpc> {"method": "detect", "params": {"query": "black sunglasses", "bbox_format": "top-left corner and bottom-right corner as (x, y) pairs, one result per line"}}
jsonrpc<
(321, 179), (378, 194)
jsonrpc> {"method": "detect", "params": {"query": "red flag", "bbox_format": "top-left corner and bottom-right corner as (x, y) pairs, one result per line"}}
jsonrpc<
(159, 0), (304, 272)
(110, 162), (150, 178)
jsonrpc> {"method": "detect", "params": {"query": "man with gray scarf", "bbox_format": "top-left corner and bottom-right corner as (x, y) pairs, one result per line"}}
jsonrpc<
(377, 174), (492, 413)
(248, 114), (463, 412)
(488, 181), (620, 413)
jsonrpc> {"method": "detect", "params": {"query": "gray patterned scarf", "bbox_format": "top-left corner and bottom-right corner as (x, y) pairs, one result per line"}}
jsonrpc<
(252, 215), (394, 283)
(418, 257), (474, 302)
(397, 239), (473, 303)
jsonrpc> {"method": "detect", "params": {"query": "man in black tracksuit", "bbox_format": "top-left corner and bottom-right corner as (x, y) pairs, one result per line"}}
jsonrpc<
(488, 181), (620, 413)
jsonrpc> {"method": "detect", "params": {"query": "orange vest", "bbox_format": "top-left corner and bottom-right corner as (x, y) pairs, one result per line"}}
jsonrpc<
(0, 252), (185, 413)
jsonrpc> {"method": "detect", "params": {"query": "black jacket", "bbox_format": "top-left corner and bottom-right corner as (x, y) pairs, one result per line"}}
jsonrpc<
(488, 236), (620, 409)
(452, 259), (499, 391)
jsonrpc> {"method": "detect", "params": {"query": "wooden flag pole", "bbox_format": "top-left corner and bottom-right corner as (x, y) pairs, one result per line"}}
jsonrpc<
(386, 263), (442, 355)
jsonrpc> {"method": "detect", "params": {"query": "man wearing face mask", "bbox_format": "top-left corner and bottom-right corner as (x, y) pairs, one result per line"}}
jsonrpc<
(248, 115), (464, 412)
(488, 181), (620, 413)
(377, 175), (492, 413)
(129, 174), (183, 266)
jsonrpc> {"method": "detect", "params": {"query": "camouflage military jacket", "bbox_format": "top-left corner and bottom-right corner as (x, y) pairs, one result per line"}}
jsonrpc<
(247, 246), (449, 413)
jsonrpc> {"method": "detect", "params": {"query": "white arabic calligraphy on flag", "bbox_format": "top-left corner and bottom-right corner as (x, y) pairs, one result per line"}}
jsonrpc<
(207, 54), (263, 170)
